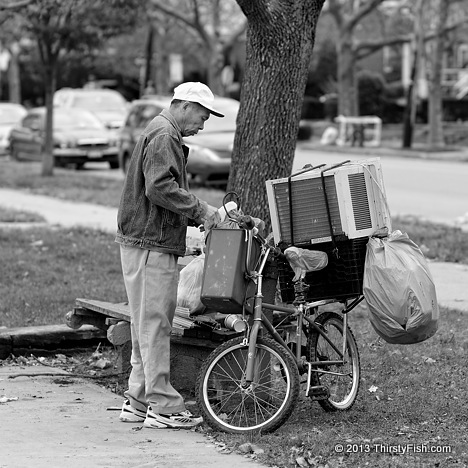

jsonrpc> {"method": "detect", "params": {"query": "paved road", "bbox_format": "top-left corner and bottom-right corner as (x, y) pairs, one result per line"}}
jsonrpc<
(85, 147), (468, 229)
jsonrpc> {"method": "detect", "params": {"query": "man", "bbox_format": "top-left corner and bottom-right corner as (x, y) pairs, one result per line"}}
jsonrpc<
(115, 82), (223, 429)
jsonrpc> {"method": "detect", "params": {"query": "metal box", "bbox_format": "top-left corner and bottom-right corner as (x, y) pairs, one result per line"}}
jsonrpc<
(201, 229), (260, 314)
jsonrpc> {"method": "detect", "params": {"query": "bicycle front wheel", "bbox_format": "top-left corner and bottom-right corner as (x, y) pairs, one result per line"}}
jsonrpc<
(307, 312), (360, 411)
(196, 336), (300, 434)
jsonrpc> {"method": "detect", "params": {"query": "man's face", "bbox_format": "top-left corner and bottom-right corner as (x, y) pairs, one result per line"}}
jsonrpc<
(180, 102), (211, 137)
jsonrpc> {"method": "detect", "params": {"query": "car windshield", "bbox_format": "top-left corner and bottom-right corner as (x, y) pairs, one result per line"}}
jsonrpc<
(54, 109), (104, 129)
(0, 106), (26, 124)
(72, 92), (127, 111)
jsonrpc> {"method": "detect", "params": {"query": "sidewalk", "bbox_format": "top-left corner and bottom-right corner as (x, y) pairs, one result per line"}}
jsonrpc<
(0, 365), (261, 468)
(298, 139), (468, 163)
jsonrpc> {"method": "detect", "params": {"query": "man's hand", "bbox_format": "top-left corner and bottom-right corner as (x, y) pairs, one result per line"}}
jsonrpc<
(202, 204), (221, 232)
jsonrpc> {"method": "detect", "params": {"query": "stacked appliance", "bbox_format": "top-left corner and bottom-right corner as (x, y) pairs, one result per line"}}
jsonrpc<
(265, 158), (391, 302)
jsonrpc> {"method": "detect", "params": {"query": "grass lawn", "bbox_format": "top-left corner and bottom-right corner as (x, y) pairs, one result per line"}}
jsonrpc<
(225, 302), (468, 468)
(0, 158), (225, 208)
(1, 158), (468, 467)
(0, 226), (126, 327)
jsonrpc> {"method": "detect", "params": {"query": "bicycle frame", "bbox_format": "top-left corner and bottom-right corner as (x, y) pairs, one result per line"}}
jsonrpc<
(243, 234), (364, 384)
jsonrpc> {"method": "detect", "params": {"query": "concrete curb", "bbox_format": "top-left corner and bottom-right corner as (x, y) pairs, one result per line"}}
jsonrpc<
(0, 324), (106, 359)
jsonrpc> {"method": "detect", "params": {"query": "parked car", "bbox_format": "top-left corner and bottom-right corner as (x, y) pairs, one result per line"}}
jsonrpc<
(53, 88), (128, 129)
(118, 95), (172, 173)
(118, 95), (238, 186)
(0, 102), (27, 155)
(9, 107), (120, 169)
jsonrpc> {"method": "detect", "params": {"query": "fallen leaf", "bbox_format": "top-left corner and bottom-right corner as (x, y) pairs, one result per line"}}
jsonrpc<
(0, 396), (19, 403)
(30, 240), (44, 247)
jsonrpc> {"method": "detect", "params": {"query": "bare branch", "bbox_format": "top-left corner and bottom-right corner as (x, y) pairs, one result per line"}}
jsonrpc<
(0, 0), (31, 10)
(355, 34), (412, 60)
(355, 16), (468, 61)
(325, 0), (343, 28)
(347, 0), (386, 33)
(150, 0), (210, 44)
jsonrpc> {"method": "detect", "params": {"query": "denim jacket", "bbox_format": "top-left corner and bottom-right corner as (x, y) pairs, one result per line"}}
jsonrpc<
(115, 109), (208, 256)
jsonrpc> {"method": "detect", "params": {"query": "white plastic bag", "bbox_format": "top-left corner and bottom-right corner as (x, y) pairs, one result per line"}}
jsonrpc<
(284, 247), (328, 281)
(177, 254), (206, 316)
(363, 230), (439, 344)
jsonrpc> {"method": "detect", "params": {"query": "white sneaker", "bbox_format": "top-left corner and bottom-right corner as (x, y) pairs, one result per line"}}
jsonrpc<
(143, 407), (203, 429)
(119, 399), (146, 423)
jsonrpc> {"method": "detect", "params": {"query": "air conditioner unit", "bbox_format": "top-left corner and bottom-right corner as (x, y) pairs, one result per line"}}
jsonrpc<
(266, 158), (390, 247)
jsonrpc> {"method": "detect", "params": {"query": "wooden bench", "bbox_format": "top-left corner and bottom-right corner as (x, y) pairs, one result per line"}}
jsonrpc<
(65, 253), (279, 394)
(65, 298), (238, 394)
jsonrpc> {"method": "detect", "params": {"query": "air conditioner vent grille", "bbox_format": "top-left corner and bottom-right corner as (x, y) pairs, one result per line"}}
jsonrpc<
(272, 175), (344, 245)
(349, 173), (372, 230)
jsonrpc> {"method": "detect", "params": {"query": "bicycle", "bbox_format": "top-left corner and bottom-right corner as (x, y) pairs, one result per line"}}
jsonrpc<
(195, 199), (363, 434)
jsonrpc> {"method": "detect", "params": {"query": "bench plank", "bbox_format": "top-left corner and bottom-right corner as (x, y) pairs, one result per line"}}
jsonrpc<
(75, 298), (131, 322)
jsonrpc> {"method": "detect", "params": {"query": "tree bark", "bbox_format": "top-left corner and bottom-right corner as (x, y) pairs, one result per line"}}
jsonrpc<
(229, 0), (324, 229)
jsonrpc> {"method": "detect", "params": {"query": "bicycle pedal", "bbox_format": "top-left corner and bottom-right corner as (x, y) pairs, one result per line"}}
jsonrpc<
(308, 385), (330, 400)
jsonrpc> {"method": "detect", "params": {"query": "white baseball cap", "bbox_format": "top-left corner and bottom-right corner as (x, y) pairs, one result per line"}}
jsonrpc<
(172, 82), (224, 118)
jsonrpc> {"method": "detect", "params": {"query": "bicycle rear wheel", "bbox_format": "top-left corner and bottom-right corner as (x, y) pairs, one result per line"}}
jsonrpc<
(307, 312), (360, 411)
(196, 335), (300, 434)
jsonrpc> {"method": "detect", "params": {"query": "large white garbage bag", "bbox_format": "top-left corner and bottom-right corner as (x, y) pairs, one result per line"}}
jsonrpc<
(363, 230), (439, 344)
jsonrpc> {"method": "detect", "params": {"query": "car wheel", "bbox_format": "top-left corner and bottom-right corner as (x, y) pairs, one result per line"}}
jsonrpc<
(75, 162), (85, 170)
(109, 160), (119, 170)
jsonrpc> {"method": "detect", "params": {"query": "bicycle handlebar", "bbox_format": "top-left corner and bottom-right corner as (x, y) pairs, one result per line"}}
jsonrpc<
(237, 215), (255, 230)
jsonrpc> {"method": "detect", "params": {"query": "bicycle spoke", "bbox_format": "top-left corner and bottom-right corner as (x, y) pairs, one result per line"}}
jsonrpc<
(198, 337), (300, 433)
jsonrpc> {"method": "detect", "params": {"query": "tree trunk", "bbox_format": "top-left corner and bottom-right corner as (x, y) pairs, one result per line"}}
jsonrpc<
(42, 62), (57, 177)
(428, 0), (448, 148)
(206, 40), (224, 95)
(337, 35), (358, 116)
(144, 23), (154, 90)
(402, 0), (424, 149)
(229, 1), (324, 229)
(8, 43), (21, 104)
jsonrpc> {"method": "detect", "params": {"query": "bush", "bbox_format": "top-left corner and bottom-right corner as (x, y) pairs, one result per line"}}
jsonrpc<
(358, 70), (386, 116)
(358, 70), (387, 116)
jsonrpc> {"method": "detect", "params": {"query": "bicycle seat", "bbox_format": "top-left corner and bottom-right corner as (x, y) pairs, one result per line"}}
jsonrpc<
(284, 246), (328, 282)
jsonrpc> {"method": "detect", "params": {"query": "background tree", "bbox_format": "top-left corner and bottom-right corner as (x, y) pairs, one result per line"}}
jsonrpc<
(9, 0), (141, 176)
(0, 0), (32, 102)
(228, 0), (325, 227)
(425, 0), (462, 148)
(325, 0), (386, 116)
(150, 0), (247, 95)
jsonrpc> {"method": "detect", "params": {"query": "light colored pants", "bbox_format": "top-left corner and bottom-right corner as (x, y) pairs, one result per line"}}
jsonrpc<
(120, 245), (185, 414)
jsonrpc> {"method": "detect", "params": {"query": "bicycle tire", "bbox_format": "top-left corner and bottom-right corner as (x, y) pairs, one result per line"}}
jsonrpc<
(196, 335), (300, 434)
(307, 312), (360, 411)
